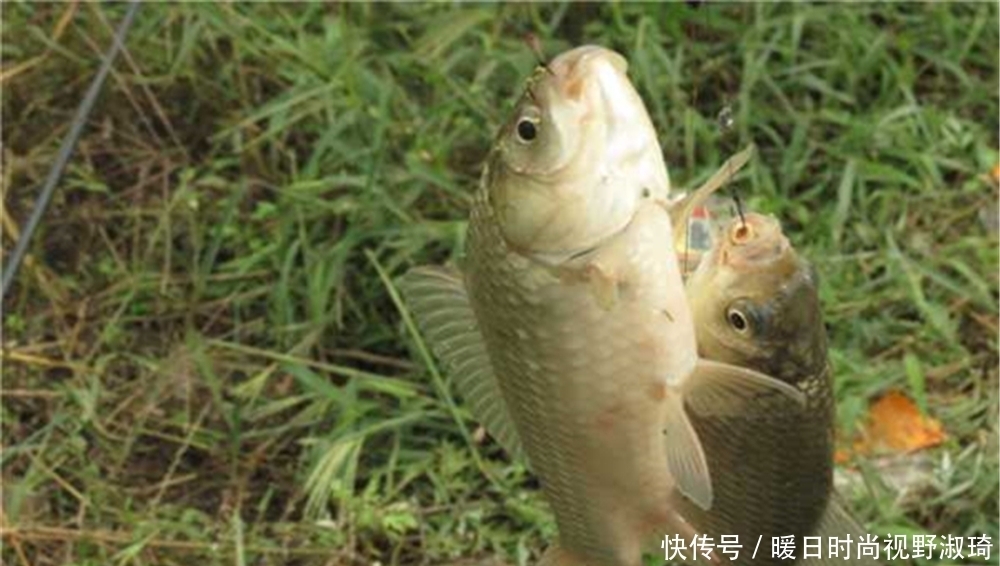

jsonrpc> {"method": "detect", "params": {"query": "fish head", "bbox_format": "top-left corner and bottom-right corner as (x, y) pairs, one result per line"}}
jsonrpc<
(687, 212), (828, 384)
(485, 45), (671, 258)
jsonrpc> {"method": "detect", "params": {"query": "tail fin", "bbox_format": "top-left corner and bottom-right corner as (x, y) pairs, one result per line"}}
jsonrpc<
(537, 545), (605, 566)
(796, 498), (882, 566)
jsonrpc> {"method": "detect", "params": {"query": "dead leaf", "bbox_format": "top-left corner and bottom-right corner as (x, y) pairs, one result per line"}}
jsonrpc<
(833, 448), (852, 465)
(837, 390), (947, 464)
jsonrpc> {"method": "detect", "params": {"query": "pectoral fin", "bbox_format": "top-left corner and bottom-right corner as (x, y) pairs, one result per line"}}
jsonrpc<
(662, 395), (714, 511)
(683, 358), (806, 418)
(664, 358), (805, 510)
(399, 265), (525, 462)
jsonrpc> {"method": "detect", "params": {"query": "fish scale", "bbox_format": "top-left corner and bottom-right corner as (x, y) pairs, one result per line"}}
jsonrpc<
(464, 186), (705, 564)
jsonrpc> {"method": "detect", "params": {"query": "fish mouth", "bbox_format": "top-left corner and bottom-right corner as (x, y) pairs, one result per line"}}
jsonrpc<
(549, 46), (642, 154)
(549, 46), (628, 102)
(552, 46), (648, 151)
(718, 213), (791, 270)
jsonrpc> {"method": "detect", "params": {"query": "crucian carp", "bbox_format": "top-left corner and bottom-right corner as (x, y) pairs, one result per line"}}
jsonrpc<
(401, 45), (804, 566)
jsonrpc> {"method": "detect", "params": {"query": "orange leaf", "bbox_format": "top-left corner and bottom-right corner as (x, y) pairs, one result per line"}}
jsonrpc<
(833, 448), (852, 465)
(841, 391), (947, 462)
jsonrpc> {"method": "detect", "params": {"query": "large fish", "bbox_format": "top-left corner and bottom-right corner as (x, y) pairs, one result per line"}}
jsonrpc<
(400, 45), (803, 566)
(673, 211), (878, 566)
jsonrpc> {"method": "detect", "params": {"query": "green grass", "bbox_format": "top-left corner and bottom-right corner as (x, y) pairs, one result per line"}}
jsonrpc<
(2, 3), (997, 566)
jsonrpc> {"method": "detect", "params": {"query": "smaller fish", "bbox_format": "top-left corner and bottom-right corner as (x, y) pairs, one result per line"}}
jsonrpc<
(670, 211), (879, 566)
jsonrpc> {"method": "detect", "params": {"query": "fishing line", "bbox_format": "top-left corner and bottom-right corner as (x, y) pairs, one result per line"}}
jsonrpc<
(734, 192), (747, 228)
(523, 32), (552, 73)
(682, 2), (707, 279)
(1, 0), (141, 301)
(683, 214), (691, 277)
(718, 103), (745, 229)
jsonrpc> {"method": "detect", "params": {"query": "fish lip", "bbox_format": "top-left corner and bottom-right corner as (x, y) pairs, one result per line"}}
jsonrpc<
(563, 48), (641, 132)
(717, 213), (791, 270)
(549, 46), (629, 101)
(550, 47), (639, 136)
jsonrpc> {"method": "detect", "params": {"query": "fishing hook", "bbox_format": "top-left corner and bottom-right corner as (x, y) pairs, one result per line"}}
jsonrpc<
(733, 192), (747, 229)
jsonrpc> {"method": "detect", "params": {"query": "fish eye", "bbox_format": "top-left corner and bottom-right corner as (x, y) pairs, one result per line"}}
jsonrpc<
(726, 306), (750, 334)
(516, 118), (538, 143)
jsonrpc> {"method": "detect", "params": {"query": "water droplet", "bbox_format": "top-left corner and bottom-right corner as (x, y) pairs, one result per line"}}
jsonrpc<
(717, 105), (734, 131)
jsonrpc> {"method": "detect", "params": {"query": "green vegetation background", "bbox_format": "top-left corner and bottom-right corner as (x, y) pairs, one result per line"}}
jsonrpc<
(2, 3), (997, 565)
